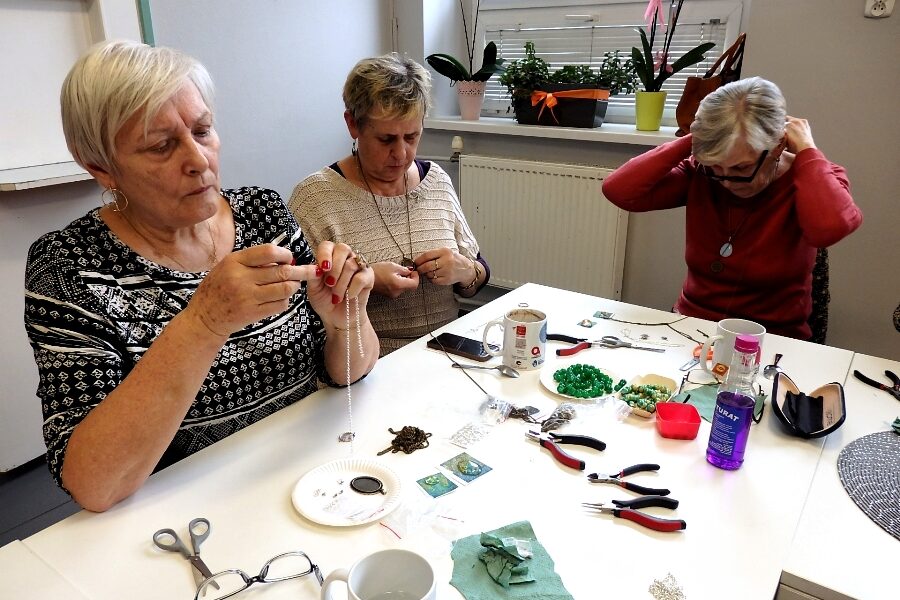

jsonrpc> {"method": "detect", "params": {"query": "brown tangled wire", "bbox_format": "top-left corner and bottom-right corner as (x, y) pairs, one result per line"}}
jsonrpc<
(377, 426), (432, 455)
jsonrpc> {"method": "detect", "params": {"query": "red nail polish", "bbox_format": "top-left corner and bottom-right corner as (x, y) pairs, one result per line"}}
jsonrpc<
(332, 294), (340, 304)
(315, 267), (323, 277)
(322, 261), (331, 270)
(290, 257), (296, 266)
(325, 276), (336, 286)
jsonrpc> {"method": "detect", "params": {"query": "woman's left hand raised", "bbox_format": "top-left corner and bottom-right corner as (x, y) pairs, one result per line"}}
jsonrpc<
(414, 248), (472, 287)
(306, 241), (374, 328)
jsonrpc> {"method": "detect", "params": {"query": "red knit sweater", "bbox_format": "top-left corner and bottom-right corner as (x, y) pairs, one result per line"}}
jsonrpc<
(602, 135), (862, 340)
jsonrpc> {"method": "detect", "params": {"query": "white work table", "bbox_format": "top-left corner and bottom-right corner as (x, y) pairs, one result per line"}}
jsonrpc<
(10, 283), (877, 599)
(779, 352), (900, 600)
(0, 540), (91, 599)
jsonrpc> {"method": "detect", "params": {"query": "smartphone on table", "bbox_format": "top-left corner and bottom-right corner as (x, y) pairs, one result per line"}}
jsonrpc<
(427, 332), (492, 362)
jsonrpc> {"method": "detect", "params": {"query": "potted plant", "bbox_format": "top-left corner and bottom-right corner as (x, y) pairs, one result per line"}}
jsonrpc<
(632, 0), (715, 130)
(500, 45), (637, 128)
(425, 0), (504, 120)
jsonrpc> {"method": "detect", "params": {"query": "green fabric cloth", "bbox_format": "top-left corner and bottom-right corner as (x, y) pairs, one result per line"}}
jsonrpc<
(450, 521), (573, 600)
(670, 384), (766, 423)
(478, 532), (534, 587)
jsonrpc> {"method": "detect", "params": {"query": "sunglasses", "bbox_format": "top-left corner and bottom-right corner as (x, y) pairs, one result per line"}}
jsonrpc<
(699, 149), (769, 183)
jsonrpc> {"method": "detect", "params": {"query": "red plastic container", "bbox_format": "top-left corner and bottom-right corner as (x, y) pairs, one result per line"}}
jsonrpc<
(655, 402), (701, 440)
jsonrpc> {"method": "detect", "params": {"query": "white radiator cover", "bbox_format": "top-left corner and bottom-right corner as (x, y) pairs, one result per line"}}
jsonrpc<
(459, 155), (628, 299)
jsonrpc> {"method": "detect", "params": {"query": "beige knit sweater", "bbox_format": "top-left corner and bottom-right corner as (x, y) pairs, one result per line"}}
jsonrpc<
(288, 163), (479, 355)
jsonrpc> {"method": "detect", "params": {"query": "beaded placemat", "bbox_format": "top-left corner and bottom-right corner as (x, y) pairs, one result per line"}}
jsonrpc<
(836, 431), (900, 541)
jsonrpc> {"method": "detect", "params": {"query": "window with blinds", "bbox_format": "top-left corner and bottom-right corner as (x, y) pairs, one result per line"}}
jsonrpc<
(478, 1), (739, 123)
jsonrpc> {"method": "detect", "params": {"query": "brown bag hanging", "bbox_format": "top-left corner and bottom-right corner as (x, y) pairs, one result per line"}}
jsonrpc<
(675, 33), (747, 136)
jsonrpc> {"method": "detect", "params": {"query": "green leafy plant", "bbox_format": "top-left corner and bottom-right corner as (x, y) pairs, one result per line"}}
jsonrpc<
(596, 51), (639, 96)
(426, 0), (504, 83)
(632, 0), (715, 92)
(498, 41), (551, 99)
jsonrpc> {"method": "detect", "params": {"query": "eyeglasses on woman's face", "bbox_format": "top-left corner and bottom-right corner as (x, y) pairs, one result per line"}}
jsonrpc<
(699, 149), (769, 183)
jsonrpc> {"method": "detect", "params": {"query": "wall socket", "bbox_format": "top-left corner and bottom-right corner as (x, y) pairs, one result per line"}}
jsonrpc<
(864, 0), (894, 18)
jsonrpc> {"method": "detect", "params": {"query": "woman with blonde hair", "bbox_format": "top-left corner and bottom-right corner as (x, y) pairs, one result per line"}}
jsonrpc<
(290, 54), (489, 355)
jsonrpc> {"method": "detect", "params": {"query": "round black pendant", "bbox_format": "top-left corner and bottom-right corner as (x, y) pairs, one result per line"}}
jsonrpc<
(350, 476), (385, 495)
(719, 242), (734, 258)
(710, 260), (724, 273)
(400, 258), (416, 270)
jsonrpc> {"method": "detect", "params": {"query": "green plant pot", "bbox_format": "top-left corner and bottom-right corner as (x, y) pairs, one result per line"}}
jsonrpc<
(635, 91), (667, 131)
(512, 84), (610, 128)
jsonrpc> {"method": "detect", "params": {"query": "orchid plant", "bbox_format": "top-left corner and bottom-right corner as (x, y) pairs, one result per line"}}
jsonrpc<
(426, 0), (504, 83)
(632, 0), (715, 92)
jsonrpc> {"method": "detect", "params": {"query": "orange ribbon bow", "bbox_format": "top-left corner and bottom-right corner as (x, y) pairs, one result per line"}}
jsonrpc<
(530, 89), (612, 124)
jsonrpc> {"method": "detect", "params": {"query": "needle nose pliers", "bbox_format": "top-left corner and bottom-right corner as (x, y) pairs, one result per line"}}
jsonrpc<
(525, 431), (606, 471)
(582, 495), (686, 532)
(586, 463), (671, 496)
(852, 370), (900, 401)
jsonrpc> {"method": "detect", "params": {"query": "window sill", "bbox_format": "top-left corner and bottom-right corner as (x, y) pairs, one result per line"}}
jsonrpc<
(424, 116), (678, 147)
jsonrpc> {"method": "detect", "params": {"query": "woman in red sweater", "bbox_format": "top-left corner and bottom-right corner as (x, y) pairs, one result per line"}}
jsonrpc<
(602, 77), (862, 341)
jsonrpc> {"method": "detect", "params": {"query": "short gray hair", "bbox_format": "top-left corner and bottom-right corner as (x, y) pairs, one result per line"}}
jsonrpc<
(342, 54), (432, 124)
(691, 77), (786, 164)
(61, 40), (215, 173)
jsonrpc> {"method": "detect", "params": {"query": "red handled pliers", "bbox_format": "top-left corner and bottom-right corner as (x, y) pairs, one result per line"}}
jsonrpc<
(587, 463), (671, 496)
(582, 495), (686, 532)
(547, 333), (665, 356)
(852, 370), (900, 401)
(525, 430), (606, 471)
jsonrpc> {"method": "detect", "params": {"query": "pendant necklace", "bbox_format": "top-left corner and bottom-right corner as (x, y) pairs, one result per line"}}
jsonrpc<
(710, 193), (753, 274)
(356, 153), (415, 269)
(120, 211), (218, 272)
(338, 293), (365, 450)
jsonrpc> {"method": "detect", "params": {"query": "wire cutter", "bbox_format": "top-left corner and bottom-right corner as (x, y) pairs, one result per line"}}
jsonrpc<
(582, 495), (686, 532)
(525, 430), (606, 471)
(852, 370), (900, 401)
(547, 333), (665, 357)
(586, 463), (671, 496)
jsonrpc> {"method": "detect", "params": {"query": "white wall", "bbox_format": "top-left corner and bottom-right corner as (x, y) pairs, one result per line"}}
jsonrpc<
(149, 0), (393, 199)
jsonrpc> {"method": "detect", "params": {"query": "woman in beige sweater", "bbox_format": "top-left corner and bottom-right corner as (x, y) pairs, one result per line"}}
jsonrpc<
(289, 54), (489, 355)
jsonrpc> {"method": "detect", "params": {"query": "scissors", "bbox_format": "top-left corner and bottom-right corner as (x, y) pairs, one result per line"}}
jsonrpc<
(152, 518), (220, 590)
(547, 333), (666, 357)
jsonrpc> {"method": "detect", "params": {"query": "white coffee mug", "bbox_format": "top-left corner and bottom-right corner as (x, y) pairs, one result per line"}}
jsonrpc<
(320, 549), (435, 600)
(483, 308), (547, 371)
(700, 318), (766, 377)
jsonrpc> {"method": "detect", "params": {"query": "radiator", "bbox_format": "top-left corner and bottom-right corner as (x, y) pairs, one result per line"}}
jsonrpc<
(459, 155), (627, 299)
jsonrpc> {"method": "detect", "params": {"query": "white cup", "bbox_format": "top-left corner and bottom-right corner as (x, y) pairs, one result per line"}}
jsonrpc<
(700, 318), (766, 377)
(483, 308), (547, 371)
(320, 549), (435, 600)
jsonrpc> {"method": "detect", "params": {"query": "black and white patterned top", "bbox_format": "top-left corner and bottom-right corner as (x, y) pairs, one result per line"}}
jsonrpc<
(24, 187), (325, 491)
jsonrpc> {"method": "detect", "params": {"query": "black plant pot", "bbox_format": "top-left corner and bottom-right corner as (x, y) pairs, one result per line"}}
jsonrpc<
(512, 84), (610, 128)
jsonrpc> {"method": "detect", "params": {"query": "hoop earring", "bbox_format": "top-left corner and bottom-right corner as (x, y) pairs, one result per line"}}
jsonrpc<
(101, 188), (129, 212)
(351, 139), (358, 156)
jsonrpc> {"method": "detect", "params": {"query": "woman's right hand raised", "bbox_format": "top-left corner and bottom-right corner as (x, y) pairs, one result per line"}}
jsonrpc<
(184, 244), (310, 339)
(371, 261), (420, 299)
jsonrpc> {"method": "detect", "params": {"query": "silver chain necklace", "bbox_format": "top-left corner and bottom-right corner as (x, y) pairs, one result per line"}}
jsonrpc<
(338, 295), (365, 451)
(356, 153), (416, 269)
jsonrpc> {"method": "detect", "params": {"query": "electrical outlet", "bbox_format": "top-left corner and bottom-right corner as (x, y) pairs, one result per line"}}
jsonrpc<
(864, 0), (895, 18)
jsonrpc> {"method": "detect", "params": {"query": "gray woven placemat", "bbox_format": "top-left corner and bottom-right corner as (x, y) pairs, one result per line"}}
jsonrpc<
(836, 431), (900, 541)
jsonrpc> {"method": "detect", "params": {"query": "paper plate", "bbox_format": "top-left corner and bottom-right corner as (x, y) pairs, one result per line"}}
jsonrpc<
(539, 362), (620, 401)
(291, 457), (402, 526)
(619, 374), (677, 418)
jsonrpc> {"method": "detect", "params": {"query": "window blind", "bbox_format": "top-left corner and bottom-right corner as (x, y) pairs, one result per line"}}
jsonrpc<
(483, 19), (727, 119)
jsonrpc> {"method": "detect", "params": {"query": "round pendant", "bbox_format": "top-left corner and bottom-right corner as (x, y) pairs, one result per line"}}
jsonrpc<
(350, 475), (385, 495)
(710, 260), (724, 273)
(719, 242), (734, 258)
(400, 258), (416, 270)
(338, 431), (355, 442)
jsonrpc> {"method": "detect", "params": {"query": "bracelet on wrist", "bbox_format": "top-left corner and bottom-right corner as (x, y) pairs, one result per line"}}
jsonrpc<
(458, 258), (481, 291)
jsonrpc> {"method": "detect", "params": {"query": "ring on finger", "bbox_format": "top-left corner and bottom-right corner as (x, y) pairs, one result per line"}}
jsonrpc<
(354, 252), (369, 270)
(434, 259), (439, 270)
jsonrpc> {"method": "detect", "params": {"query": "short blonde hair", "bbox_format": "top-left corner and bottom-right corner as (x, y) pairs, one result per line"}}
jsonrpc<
(342, 54), (431, 124)
(691, 77), (786, 164)
(61, 40), (214, 173)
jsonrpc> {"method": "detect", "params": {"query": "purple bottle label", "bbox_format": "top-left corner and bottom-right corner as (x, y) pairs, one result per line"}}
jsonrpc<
(706, 391), (755, 470)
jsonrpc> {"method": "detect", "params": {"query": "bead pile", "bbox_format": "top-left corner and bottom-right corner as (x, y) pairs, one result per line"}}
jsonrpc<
(553, 364), (620, 398)
(619, 384), (672, 414)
